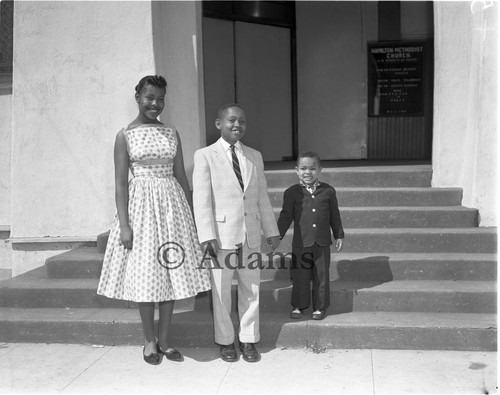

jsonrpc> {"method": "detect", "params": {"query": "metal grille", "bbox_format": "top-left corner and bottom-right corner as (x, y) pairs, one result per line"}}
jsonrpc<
(368, 116), (432, 159)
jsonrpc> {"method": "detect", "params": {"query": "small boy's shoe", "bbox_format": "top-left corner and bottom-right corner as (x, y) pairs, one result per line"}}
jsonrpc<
(312, 309), (326, 320)
(290, 308), (303, 319)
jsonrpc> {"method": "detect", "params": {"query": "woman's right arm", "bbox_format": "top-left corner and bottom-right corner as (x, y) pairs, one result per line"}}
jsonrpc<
(114, 130), (133, 249)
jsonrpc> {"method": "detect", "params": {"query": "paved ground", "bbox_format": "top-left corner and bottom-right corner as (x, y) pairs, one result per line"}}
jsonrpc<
(0, 343), (496, 394)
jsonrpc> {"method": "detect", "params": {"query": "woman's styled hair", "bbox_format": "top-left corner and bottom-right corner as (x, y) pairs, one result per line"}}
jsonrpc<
(135, 75), (167, 93)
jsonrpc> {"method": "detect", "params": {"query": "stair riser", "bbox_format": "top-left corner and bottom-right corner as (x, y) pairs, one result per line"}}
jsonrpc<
(262, 258), (497, 282)
(3, 285), (494, 313)
(45, 253), (497, 281)
(0, 320), (495, 351)
(99, 230), (499, 257)
(272, 209), (479, 228)
(277, 233), (497, 253)
(265, 171), (432, 188)
(99, 232), (497, 256)
(192, 289), (496, 314)
(46, 260), (103, 279)
(0, 289), (132, 309)
(0, 289), (194, 311)
(269, 190), (463, 207)
(296, 326), (496, 351)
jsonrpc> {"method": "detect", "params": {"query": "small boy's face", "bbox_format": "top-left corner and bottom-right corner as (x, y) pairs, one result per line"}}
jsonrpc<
(296, 157), (321, 185)
(216, 107), (247, 144)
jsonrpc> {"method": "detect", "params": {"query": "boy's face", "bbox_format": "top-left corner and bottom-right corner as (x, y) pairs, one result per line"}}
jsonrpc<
(216, 107), (246, 144)
(296, 157), (321, 185)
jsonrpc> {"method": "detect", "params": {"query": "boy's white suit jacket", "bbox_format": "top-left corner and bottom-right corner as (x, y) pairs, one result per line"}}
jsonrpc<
(192, 139), (279, 250)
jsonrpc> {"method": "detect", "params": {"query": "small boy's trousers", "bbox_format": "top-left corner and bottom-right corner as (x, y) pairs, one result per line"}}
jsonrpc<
(291, 243), (331, 311)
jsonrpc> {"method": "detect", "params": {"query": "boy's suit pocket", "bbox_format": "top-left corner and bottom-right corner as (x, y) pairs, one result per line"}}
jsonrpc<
(216, 214), (226, 222)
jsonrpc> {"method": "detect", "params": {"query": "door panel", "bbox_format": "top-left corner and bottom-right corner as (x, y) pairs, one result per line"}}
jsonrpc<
(202, 18), (293, 160)
(202, 18), (235, 146)
(235, 22), (292, 161)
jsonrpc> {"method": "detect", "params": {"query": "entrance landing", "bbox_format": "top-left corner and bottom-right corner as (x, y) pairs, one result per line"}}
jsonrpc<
(264, 159), (431, 170)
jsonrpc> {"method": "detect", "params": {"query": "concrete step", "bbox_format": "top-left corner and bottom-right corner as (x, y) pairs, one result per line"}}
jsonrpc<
(45, 247), (497, 282)
(264, 166), (432, 188)
(0, 267), (193, 310)
(272, 206), (479, 228)
(97, 227), (497, 255)
(46, 247), (104, 279)
(262, 253), (497, 282)
(0, 307), (495, 351)
(276, 228), (497, 254)
(268, 187), (464, 207)
(192, 280), (496, 314)
(3, 268), (495, 313)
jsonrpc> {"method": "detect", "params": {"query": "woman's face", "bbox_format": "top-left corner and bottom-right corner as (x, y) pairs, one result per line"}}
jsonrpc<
(136, 84), (165, 121)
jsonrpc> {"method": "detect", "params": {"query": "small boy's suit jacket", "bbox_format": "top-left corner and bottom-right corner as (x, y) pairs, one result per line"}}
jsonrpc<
(277, 182), (344, 248)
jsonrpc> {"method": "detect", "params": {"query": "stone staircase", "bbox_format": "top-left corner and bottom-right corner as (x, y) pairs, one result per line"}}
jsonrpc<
(0, 164), (496, 350)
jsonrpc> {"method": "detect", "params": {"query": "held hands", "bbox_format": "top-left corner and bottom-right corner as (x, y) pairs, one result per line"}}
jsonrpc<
(266, 235), (280, 251)
(120, 225), (133, 250)
(335, 239), (343, 252)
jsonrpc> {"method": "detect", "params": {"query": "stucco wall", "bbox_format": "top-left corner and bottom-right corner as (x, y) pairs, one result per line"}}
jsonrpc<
(0, 94), (11, 225)
(11, 1), (156, 238)
(152, 1), (206, 186)
(432, 2), (497, 226)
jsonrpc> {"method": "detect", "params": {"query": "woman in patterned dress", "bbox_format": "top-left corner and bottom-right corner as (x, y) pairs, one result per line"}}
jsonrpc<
(97, 75), (211, 365)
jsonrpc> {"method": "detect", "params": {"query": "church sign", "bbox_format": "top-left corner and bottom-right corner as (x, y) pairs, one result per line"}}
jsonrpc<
(368, 41), (427, 117)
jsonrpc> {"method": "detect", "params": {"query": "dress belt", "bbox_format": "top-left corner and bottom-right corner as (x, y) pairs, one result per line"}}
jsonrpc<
(133, 158), (173, 166)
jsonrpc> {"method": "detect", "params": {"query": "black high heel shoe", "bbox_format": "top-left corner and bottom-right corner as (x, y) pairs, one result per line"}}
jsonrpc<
(143, 346), (162, 365)
(158, 343), (183, 362)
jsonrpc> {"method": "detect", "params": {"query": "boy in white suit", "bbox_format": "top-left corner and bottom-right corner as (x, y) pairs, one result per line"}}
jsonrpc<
(193, 103), (280, 362)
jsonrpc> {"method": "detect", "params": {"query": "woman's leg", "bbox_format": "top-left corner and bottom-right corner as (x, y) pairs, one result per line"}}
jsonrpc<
(157, 300), (175, 349)
(138, 302), (157, 355)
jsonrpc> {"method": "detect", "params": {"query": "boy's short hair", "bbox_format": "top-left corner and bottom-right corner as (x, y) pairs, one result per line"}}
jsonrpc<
(297, 151), (321, 167)
(217, 103), (244, 120)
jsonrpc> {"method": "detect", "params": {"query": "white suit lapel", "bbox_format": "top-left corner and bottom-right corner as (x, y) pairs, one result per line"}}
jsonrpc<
(241, 144), (254, 191)
(214, 140), (244, 192)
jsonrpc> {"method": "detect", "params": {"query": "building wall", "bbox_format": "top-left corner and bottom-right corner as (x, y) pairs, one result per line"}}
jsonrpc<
(432, 1), (497, 226)
(11, 1), (156, 239)
(10, 1), (157, 274)
(0, 94), (11, 279)
(152, 1), (206, 183)
(0, 94), (11, 225)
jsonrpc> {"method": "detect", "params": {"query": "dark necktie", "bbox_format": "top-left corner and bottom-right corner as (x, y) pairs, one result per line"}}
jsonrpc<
(230, 145), (244, 191)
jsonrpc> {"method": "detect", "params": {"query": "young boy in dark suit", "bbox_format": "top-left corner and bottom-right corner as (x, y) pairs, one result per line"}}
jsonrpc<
(277, 151), (344, 320)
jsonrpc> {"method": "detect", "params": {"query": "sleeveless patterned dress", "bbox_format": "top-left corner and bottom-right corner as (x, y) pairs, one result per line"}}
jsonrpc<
(97, 124), (211, 302)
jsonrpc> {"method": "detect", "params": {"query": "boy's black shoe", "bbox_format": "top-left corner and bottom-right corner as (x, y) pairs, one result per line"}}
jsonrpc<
(239, 342), (261, 362)
(220, 344), (238, 362)
(290, 308), (303, 319)
(311, 309), (326, 320)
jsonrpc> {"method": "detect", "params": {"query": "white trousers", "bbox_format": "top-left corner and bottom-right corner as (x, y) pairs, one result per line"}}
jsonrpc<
(209, 240), (260, 345)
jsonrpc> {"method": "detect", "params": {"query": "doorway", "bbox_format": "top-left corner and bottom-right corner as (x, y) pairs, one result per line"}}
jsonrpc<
(202, 1), (296, 161)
